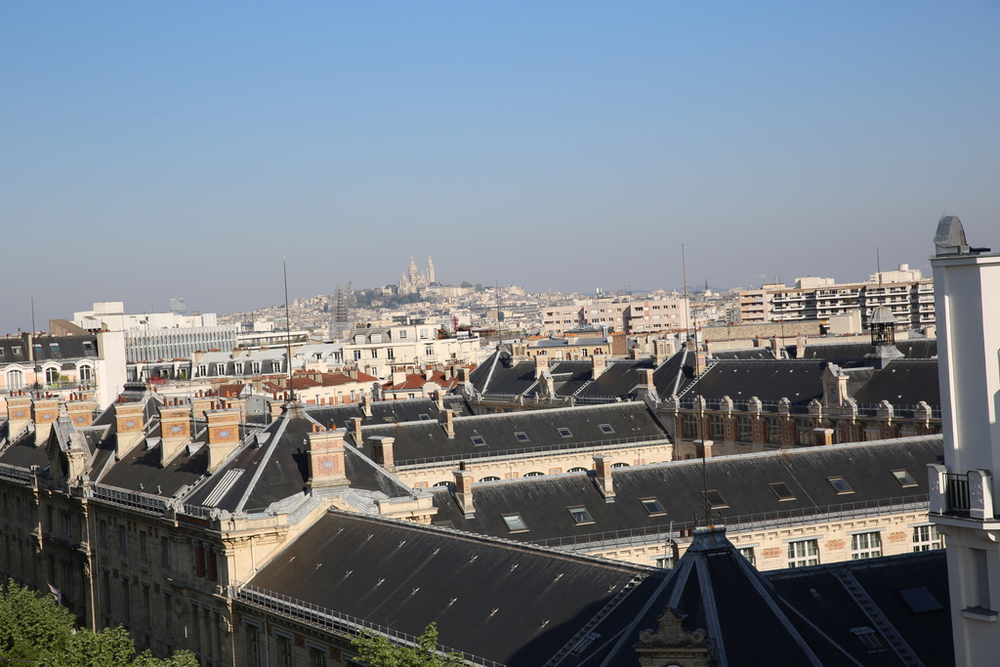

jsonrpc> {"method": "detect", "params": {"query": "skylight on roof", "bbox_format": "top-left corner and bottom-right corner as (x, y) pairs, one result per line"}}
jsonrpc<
(703, 490), (728, 509)
(896, 586), (943, 613)
(419, 414), (430, 421)
(827, 476), (854, 494)
(641, 498), (665, 515)
(557, 427), (573, 437)
(568, 506), (594, 524)
(502, 514), (528, 532)
(768, 482), (796, 501)
(471, 435), (486, 446)
(599, 424), (614, 434)
(514, 431), (529, 442)
(892, 469), (918, 487)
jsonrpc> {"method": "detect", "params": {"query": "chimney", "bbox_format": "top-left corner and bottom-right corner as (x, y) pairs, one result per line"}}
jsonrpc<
(695, 439), (714, 458)
(206, 409), (241, 473)
(350, 416), (363, 444)
(368, 435), (395, 471)
(361, 392), (372, 417)
(435, 389), (445, 411)
(191, 395), (217, 416)
(442, 409), (455, 438)
(593, 455), (615, 502)
(114, 402), (147, 459)
(32, 398), (60, 443)
(453, 469), (475, 518)
(6, 396), (33, 440)
(812, 428), (834, 446)
(307, 427), (349, 489)
(635, 368), (659, 402)
(591, 354), (608, 379)
(66, 398), (97, 428)
(534, 354), (550, 379)
(424, 367), (434, 381)
(159, 406), (192, 466)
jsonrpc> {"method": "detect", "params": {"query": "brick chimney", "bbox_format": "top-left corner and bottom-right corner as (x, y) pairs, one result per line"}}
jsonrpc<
(32, 397), (60, 443)
(534, 354), (550, 379)
(635, 368), (659, 402)
(442, 409), (455, 438)
(435, 389), (445, 411)
(5, 396), (33, 440)
(159, 406), (192, 466)
(591, 354), (608, 379)
(453, 469), (475, 518)
(191, 395), (217, 416)
(307, 427), (349, 489)
(593, 455), (615, 501)
(206, 409), (241, 473)
(66, 398), (97, 429)
(361, 392), (372, 417)
(114, 402), (147, 459)
(368, 435), (395, 471)
(350, 416), (363, 444)
(812, 428), (834, 446)
(695, 439), (714, 458)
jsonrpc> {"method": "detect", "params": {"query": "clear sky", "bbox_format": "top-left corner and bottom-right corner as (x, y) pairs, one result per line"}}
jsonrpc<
(2, 2), (998, 334)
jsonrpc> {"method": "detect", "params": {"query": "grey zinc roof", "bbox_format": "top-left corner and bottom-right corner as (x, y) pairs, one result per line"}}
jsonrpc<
(244, 511), (660, 667)
(351, 402), (670, 466)
(849, 360), (940, 407)
(430, 436), (941, 544)
(679, 359), (827, 404)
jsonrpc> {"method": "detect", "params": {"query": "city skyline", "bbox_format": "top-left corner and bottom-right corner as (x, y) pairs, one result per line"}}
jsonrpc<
(2, 2), (999, 335)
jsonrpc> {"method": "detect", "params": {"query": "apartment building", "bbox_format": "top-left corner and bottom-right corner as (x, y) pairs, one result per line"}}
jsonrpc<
(541, 297), (691, 336)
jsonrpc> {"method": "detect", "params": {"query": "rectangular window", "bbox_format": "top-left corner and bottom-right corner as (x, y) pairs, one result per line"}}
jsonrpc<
(599, 424), (615, 434)
(122, 577), (132, 622)
(737, 417), (752, 441)
(514, 431), (529, 442)
(309, 646), (327, 667)
(892, 469), (918, 487)
(739, 547), (756, 568)
(386, 348), (394, 360)
(568, 506), (594, 524)
(703, 490), (728, 509)
(424, 345), (434, 356)
(557, 427), (572, 438)
(682, 414), (697, 439)
(641, 498), (666, 515)
(247, 624), (262, 667)
(502, 514), (528, 532)
(471, 435), (486, 446)
(139, 531), (148, 564)
(119, 525), (128, 557)
(277, 634), (293, 667)
(162, 536), (172, 570)
(912, 525), (942, 552)
(709, 416), (725, 440)
(766, 418), (780, 444)
(851, 532), (882, 560)
(828, 476), (853, 494)
(788, 539), (819, 568)
(769, 482), (796, 501)
(164, 593), (174, 640)
(353, 350), (362, 361)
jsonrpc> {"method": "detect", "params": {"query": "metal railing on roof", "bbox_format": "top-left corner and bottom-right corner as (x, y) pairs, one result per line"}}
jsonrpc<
(395, 434), (670, 467)
(0, 462), (33, 485)
(529, 494), (929, 551)
(234, 582), (504, 667)
(90, 484), (168, 515)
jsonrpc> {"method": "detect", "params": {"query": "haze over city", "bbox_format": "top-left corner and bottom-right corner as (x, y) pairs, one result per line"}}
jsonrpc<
(2, 2), (998, 334)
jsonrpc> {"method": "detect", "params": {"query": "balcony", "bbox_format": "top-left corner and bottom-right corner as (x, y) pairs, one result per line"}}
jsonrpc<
(930, 466), (995, 522)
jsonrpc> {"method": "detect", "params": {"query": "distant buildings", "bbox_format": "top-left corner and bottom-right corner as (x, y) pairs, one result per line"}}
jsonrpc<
(542, 296), (692, 336)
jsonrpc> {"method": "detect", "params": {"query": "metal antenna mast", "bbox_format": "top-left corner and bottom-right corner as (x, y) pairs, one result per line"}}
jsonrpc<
(283, 259), (295, 403)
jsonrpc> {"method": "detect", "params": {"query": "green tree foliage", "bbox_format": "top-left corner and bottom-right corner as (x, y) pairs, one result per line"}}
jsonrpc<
(351, 623), (468, 667)
(0, 580), (197, 666)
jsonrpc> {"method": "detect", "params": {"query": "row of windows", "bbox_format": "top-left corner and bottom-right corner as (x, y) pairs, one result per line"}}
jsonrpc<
(498, 495), (664, 533)
(700, 469), (919, 509)
(470, 424), (616, 448)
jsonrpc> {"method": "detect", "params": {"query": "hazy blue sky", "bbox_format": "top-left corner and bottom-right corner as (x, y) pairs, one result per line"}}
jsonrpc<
(2, 2), (998, 334)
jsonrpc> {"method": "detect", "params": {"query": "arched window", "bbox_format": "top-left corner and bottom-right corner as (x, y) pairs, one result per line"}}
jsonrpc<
(479, 476), (500, 482)
(523, 471), (544, 477)
(78, 365), (93, 383)
(45, 367), (59, 385)
(567, 467), (588, 473)
(6, 369), (24, 391)
(433, 481), (450, 487)
(611, 462), (630, 468)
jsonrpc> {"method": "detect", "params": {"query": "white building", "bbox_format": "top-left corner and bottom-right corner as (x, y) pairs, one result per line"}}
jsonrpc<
(927, 216), (1000, 666)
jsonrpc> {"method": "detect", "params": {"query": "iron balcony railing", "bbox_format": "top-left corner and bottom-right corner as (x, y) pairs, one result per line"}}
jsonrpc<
(530, 494), (929, 552)
(89, 485), (167, 515)
(945, 473), (971, 517)
(235, 582), (503, 667)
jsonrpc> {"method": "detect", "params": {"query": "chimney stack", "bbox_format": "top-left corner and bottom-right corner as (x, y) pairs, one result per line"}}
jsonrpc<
(307, 427), (349, 489)
(591, 354), (608, 379)
(368, 436), (396, 471)
(66, 398), (97, 428)
(453, 469), (475, 518)
(206, 409), (241, 473)
(534, 354), (550, 379)
(5, 396), (33, 441)
(435, 389), (445, 411)
(593, 455), (615, 502)
(812, 428), (834, 447)
(32, 397), (60, 443)
(159, 406), (192, 466)
(442, 409), (455, 438)
(695, 439), (713, 458)
(114, 402), (147, 459)
(361, 392), (372, 417)
(350, 416), (363, 444)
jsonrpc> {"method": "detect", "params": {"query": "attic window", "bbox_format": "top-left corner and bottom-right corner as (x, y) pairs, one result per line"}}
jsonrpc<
(557, 427), (573, 438)
(418, 414), (430, 421)
(827, 476), (854, 494)
(892, 469), (918, 487)
(471, 435), (487, 446)
(641, 498), (666, 516)
(384, 417), (397, 423)
(896, 585), (943, 613)
(514, 431), (529, 442)
(850, 627), (885, 653)
(702, 490), (728, 509)
(599, 424), (614, 434)
(769, 482), (796, 501)
(502, 514), (528, 532)
(568, 506), (594, 524)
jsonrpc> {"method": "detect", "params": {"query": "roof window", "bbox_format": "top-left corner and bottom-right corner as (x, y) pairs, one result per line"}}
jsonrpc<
(599, 424), (614, 434)
(568, 506), (594, 524)
(502, 514), (528, 532)
(850, 627), (885, 653)
(641, 498), (666, 516)
(892, 469), (918, 487)
(557, 427), (573, 438)
(769, 482), (796, 501)
(514, 431), (529, 442)
(702, 490), (728, 509)
(418, 414), (430, 421)
(827, 476), (854, 494)
(471, 435), (487, 446)
(896, 585), (943, 613)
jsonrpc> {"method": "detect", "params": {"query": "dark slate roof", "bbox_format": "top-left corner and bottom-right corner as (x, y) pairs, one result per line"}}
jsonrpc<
(0, 436), (49, 468)
(97, 437), (209, 497)
(653, 348), (697, 398)
(0, 334), (99, 363)
(468, 352), (540, 396)
(712, 348), (776, 360)
(351, 402), (670, 467)
(574, 359), (656, 401)
(849, 360), (941, 407)
(304, 397), (468, 428)
(801, 339), (937, 362)
(430, 436), (941, 544)
(245, 511), (661, 667)
(679, 359), (828, 404)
